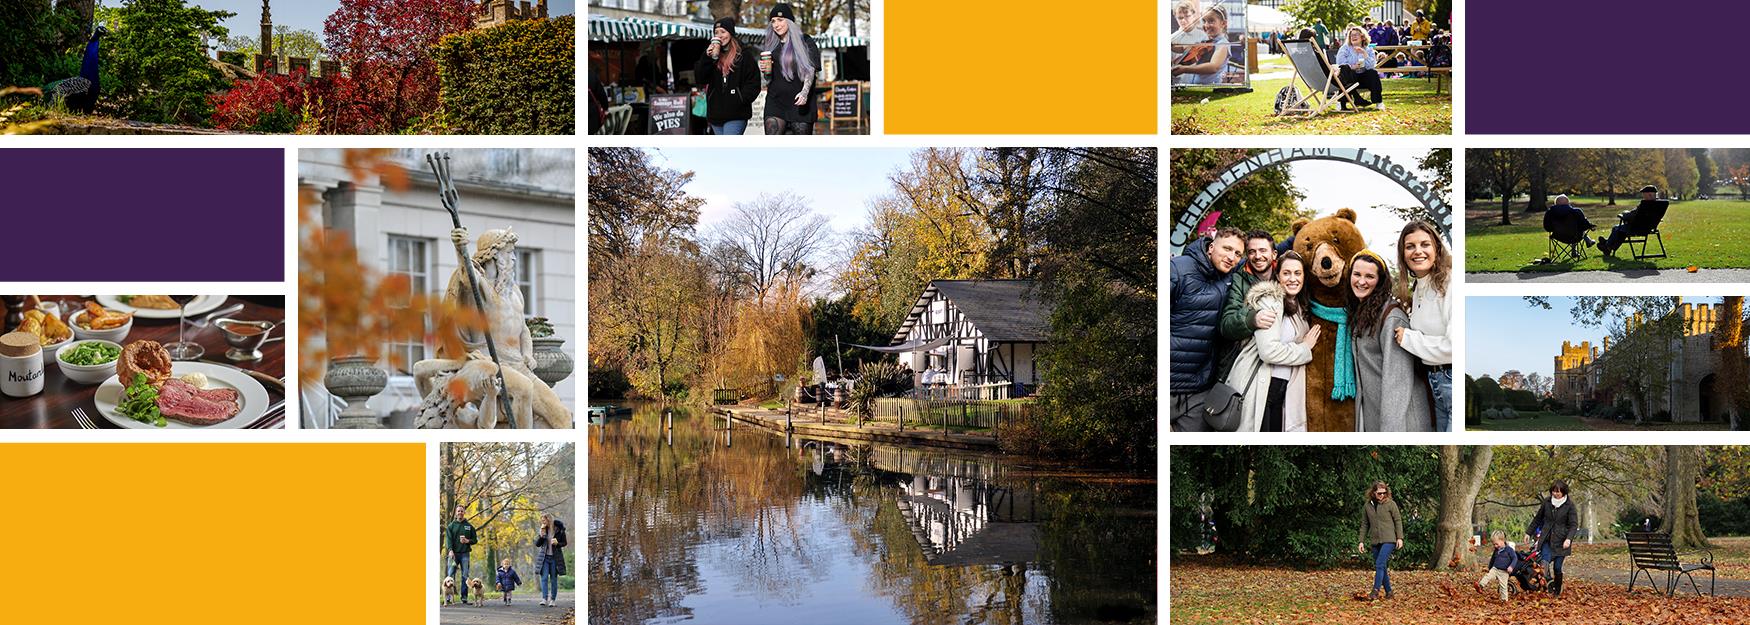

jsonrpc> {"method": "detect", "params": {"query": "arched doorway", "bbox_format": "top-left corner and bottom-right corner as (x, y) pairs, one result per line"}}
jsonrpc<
(1171, 147), (1451, 254)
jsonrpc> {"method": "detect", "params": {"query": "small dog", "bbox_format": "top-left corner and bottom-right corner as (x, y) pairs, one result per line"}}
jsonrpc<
(442, 577), (459, 606)
(468, 578), (486, 606)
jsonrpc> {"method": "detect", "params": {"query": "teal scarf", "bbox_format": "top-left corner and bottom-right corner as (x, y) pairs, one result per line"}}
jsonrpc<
(1310, 302), (1356, 401)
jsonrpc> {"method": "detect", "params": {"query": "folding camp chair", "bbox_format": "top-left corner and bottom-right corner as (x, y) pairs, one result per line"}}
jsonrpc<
(1544, 209), (1594, 263)
(1619, 200), (1669, 259)
(1275, 39), (1363, 117)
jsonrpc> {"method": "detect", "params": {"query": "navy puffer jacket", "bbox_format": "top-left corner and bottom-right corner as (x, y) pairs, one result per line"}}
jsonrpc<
(1171, 237), (1235, 393)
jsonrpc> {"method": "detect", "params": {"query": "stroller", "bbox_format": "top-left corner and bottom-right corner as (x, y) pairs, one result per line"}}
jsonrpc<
(1511, 541), (1550, 592)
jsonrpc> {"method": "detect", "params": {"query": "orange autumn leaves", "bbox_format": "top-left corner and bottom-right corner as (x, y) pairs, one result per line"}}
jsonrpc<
(299, 148), (484, 389)
(1171, 557), (1745, 624)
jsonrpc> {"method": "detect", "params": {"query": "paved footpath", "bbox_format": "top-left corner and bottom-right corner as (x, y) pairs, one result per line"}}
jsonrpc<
(441, 590), (575, 625)
(1555, 565), (1745, 597)
(1469, 268), (1750, 283)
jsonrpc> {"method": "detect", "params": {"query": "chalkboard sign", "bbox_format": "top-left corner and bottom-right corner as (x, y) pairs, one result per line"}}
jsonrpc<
(648, 94), (689, 135)
(831, 82), (860, 120)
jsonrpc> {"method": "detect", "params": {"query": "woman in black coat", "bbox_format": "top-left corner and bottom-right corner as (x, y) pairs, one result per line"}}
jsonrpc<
(692, 17), (760, 135)
(535, 513), (569, 607)
(758, 3), (822, 135)
(1526, 479), (1579, 596)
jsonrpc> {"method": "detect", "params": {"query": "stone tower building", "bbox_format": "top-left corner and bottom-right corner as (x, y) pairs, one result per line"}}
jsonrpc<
(476, 0), (549, 29)
(1552, 300), (1746, 422)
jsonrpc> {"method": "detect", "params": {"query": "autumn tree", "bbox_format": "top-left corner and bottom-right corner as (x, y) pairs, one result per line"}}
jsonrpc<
(1169, 148), (1306, 244)
(1282, 0), (1378, 35)
(323, 0), (474, 133)
(741, 0), (871, 34)
(1466, 148), (1527, 224)
(1433, 445), (1491, 571)
(1693, 148), (1717, 198)
(1523, 148), (1576, 213)
(1663, 148), (1700, 200)
(1729, 164), (1750, 201)
(1497, 370), (1526, 391)
(1580, 148), (1664, 205)
(1528, 296), (1683, 424)
(1719, 296), (1749, 429)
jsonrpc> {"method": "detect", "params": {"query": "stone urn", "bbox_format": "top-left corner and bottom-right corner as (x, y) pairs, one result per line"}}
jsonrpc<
(531, 337), (574, 387)
(326, 355), (388, 428)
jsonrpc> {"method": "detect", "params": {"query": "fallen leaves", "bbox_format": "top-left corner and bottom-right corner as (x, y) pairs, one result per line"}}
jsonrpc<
(1171, 556), (1743, 624)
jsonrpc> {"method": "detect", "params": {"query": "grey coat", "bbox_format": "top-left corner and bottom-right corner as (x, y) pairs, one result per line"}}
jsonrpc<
(1354, 306), (1432, 432)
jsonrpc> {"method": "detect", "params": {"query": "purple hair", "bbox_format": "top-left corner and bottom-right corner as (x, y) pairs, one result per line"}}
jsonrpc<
(761, 19), (815, 82)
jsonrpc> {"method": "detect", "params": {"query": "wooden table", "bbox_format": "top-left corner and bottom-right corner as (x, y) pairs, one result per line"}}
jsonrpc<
(0, 296), (286, 429)
(1372, 44), (1451, 94)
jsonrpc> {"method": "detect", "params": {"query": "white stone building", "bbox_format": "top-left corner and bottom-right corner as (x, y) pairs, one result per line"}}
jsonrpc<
(298, 148), (576, 427)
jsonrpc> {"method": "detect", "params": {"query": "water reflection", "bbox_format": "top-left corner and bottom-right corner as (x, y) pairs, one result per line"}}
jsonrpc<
(588, 402), (1155, 625)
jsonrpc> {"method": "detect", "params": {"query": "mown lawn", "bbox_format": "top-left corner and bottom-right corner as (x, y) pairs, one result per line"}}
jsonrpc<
(1172, 71), (1451, 135)
(1469, 410), (1731, 431)
(1466, 198), (1750, 272)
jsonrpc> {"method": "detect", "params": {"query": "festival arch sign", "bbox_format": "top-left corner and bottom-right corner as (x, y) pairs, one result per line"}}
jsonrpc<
(1170, 147), (1452, 254)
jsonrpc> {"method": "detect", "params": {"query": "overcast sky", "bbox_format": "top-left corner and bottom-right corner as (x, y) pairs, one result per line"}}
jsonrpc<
(191, 0), (576, 39)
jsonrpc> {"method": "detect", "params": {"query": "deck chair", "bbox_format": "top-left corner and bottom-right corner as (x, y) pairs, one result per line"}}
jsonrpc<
(1275, 39), (1362, 117)
(1544, 209), (1595, 263)
(1618, 200), (1669, 259)
(603, 104), (632, 135)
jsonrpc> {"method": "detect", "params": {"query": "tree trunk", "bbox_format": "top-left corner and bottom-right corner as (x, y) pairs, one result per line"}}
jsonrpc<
(1433, 445), (1493, 570)
(1661, 446), (1710, 549)
(1498, 192), (1512, 226)
(1528, 161), (1549, 213)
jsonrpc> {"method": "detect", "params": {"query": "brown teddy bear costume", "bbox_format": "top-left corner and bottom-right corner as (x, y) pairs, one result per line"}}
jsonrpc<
(1289, 209), (1365, 431)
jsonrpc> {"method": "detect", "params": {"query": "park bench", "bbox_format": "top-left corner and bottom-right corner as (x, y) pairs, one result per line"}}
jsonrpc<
(1625, 531), (1715, 597)
(1617, 200), (1669, 259)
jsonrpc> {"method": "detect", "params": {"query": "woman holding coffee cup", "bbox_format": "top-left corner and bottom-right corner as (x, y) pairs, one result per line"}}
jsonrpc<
(692, 17), (760, 135)
(759, 3), (821, 135)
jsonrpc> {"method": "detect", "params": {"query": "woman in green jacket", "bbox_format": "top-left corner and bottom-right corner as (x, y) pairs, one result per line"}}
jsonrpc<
(1357, 480), (1404, 600)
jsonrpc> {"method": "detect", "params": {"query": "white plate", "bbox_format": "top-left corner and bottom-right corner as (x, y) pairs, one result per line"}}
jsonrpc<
(95, 295), (227, 319)
(93, 361), (269, 429)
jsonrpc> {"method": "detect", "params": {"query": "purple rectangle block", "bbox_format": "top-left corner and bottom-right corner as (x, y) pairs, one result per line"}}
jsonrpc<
(0, 148), (284, 282)
(1468, 1), (1750, 134)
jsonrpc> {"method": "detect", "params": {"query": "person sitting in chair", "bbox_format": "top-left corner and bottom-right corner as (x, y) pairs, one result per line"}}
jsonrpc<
(1598, 185), (1661, 256)
(1334, 26), (1384, 108)
(1544, 195), (1596, 248)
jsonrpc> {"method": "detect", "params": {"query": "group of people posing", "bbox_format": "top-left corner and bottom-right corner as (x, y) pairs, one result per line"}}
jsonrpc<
(690, 3), (821, 135)
(1361, 480), (1579, 602)
(1171, 220), (1452, 432)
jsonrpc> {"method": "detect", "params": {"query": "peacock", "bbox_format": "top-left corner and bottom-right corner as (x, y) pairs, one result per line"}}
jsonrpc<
(45, 25), (106, 115)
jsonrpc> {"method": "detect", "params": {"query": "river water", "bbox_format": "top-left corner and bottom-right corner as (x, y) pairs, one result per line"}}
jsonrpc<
(588, 402), (1156, 624)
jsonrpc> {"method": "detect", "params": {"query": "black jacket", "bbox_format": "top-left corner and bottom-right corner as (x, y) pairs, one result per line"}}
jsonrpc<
(1170, 236), (1235, 393)
(536, 519), (568, 575)
(763, 34), (821, 122)
(1527, 497), (1579, 557)
(692, 40), (760, 124)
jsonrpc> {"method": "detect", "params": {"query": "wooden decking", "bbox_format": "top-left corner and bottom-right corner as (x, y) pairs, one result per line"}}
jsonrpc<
(710, 405), (1000, 451)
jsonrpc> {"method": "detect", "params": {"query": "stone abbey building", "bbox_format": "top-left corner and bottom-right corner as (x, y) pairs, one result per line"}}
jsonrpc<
(1552, 301), (1746, 422)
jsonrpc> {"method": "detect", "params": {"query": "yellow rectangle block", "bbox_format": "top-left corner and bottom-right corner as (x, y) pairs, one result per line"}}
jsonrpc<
(0, 443), (424, 625)
(885, 0), (1159, 134)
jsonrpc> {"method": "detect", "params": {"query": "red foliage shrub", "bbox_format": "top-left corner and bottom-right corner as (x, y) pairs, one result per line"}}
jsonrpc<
(209, 70), (371, 134)
(323, 0), (476, 133)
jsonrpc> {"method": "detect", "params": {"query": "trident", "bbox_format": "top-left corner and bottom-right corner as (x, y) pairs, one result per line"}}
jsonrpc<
(427, 152), (518, 428)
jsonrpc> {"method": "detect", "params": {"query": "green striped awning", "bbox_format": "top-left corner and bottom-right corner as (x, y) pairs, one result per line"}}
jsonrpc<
(588, 15), (867, 48)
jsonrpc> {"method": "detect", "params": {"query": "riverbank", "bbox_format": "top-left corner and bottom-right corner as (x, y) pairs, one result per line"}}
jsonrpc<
(710, 404), (1000, 452)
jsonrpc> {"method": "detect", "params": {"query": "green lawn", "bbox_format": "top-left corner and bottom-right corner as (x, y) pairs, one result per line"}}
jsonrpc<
(1470, 410), (1732, 431)
(1466, 197), (1750, 272)
(1172, 71), (1451, 135)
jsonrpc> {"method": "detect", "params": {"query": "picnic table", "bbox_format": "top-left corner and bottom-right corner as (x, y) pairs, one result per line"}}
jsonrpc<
(0, 296), (286, 429)
(1372, 44), (1451, 94)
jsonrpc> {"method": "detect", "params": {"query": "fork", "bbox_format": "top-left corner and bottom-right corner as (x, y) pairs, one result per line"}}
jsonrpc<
(71, 407), (96, 429)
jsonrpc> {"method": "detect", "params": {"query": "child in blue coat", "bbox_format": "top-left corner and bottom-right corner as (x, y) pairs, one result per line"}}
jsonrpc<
(496, 558), (523, 604)
(1477, 531), (1519, 601)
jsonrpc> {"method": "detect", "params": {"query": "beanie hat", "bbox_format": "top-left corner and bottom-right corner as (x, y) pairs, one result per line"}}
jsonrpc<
(770, 3), (796, 22)
(714, 17), (736, 34)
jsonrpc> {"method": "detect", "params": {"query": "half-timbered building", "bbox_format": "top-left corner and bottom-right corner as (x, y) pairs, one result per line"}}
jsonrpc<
(888, 280), (1050, 396)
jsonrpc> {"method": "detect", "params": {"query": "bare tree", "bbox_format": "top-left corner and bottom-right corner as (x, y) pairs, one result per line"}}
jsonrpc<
(711, 193), (833, 302)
